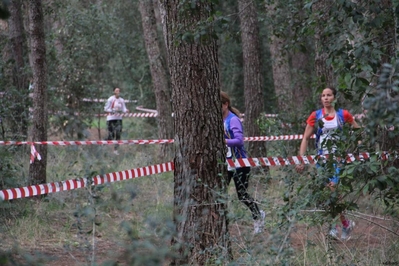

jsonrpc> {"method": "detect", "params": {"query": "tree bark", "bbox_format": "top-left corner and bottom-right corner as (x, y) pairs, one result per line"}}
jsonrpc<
(266, 0), (313, 115)
(139, 0), (173, 161)
(28, 0), (47, 185)
(159, 0), (231, 264)
(238, 0), (266, 158)
(313, 1), (335, 89)
(373, 0), (399, 167)
(7, 0), (29, 139)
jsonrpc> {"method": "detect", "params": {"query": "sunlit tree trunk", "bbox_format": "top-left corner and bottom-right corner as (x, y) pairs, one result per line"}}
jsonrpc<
(28, 0), (47, 185)
(238, 0), (266, 158)
(139, 0), (173, 161)
(159, 0), (230, 264)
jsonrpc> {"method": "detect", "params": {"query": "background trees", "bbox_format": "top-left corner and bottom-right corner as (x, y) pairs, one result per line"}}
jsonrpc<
(0, 0), (398, 264)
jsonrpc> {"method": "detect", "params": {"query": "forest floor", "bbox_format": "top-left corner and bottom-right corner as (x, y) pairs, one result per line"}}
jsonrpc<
(2, 208), (396, 266)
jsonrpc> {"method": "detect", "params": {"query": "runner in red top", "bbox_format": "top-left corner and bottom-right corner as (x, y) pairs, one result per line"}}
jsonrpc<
(296, 87), (360, 241)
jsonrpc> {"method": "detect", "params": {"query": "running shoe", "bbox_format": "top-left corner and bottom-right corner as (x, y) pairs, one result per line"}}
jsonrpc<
(254, 210), (266, 234)
(341, 220), (355, 241)
(329, 227), (339, 240)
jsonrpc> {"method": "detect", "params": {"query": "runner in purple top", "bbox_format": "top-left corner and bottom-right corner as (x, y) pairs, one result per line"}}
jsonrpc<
(221, 91), (265, 234)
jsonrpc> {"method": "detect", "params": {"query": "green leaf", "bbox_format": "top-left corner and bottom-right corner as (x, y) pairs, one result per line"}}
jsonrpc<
(362, 183), (369, 195)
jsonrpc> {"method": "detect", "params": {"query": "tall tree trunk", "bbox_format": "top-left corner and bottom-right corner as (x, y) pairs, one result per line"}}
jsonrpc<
(291, 50), (313, 111)
(28, 0), (47, 186)
(373, 0), (399, 167)
(159, 0), (230, 264)
(313, 1), (335, 89)
(238, 0), (266, 158)
(139, 0), (173, 161)
(266, 0), (313, 115)
(265, 1), (291, 113)
(7, 0), (29, 139)
(267, 26), (291, 113)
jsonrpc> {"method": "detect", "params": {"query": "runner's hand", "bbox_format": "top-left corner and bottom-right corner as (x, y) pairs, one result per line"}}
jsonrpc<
(296, 164), (305, 173)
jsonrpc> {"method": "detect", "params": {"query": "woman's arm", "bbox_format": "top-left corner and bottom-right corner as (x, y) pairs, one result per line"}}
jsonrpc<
(104, 97), (113, 112)
(350, 119), (360, 129)
(296, 124), (315, 173)
(299, 124), (315, 156)
(122, 99), (129, 113)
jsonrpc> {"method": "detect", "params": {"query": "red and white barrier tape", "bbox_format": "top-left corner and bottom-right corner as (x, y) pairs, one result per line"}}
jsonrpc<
(245, 134), (309, 141)
(0, 139), (175, 146)
(1, 152), (391, 201)
(97, 112), (158, 117)
(30, 144), (41, 164)
(0, 134), (312, 146)
(135, 106), (158, 113)
(83, 98), (138, 103)
(226, 152), (377, 168)
(0, 162), (174, 200)
(94, 112), (282, 118)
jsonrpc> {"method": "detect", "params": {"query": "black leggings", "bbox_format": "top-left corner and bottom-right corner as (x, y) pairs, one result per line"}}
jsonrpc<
(107, 120), (123, 140)
(227, 167), (261, 220)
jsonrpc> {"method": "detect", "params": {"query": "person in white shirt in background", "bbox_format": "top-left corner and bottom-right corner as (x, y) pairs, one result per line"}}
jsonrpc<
(104, 87), (129, 155)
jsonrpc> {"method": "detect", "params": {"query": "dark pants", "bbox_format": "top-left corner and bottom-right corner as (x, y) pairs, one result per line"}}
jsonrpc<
(107, 120), (123, 149)
(227, 167), (261, 220)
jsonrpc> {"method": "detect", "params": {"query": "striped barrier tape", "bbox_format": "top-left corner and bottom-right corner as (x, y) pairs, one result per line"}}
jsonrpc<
(245, 134), (309, 141)
(98, 112), (159, 117)
(132, 107), (280, 117)
(0, 134), (312, 146)
(83, 98), (138, 103)
(226, 152), (380, 168)
(95, 112), (281, 118)
(30, 144), (41, 164)
(1, 152), (391, 201)
(0, 162), (174, 201)
(0, 139), (175, 146)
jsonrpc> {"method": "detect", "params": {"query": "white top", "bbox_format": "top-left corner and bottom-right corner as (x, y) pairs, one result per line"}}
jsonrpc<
(319, 114), (339, 155)
(104, 96), (128, 121)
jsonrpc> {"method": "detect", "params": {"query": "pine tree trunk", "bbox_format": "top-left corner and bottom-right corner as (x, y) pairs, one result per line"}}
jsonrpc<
(28, 0), (47, 186)
(313, 1), (335, 88)
(139, 0), (173, 161)
(238, 0), (267, 158)
(7, 0), (29, 139)
(159, 0), (231, 264)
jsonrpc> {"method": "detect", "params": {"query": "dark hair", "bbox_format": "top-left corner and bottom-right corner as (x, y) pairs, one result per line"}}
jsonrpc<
(220, 91), (241, 117)
(324, 87), (337, 97)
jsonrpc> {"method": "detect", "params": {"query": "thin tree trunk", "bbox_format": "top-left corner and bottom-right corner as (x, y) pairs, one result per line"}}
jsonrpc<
(28, 0), (47, 186)
(313, 1), (335, 88)
(159, 0), (231, 264)
(7, 0), (29, 139)
(139, 0), (173, 161)
(267, 26), (291, 112)
(373, 0), (399, 167)
(266, 0), (313, 115)
(238, 0), (266, 158)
